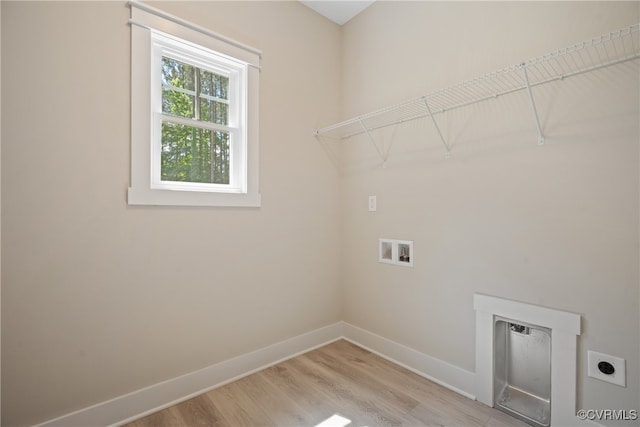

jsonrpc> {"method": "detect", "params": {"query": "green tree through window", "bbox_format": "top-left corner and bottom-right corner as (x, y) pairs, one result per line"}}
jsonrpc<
(160, 57), (230, 185)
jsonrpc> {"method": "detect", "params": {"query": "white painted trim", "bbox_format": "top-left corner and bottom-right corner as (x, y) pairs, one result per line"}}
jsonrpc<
(127, 4), (261, 208)
(34, 321), (485, 427)
(341, 322), (476, 400)
(474, 293), (581, 335)
(474, 293), (586, 427)
(128, 1), (262, 64)
(34, 323), (344, 427)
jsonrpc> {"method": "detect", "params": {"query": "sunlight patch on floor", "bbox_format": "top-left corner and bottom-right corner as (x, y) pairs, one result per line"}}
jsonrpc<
(315, 414), (352, 427)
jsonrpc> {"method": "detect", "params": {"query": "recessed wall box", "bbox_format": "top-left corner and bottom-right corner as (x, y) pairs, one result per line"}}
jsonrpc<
(379, 239), (413, 267)
(396, 240), (413, 267)
(379, 239), (395, 264)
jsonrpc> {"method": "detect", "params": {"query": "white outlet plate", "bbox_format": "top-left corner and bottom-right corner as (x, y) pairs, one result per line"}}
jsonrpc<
(587, 350), (626, 387)
(368, 195), (377, 212)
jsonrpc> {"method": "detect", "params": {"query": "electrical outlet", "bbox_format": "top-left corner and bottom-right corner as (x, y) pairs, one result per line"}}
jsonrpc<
(368, 195), (377, 212)
(587, 350), (626, 387)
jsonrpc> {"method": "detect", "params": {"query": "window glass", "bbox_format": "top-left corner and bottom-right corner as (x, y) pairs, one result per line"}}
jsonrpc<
(161, 122), (230, 185)
(199, 98), (228, 125)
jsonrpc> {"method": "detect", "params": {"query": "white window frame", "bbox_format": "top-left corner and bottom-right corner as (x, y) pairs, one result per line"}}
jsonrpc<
(151, 33), (245, 193)
(128, 1), (261, 207)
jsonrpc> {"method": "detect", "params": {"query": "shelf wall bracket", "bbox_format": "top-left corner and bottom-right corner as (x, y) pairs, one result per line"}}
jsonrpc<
(359, 119), (388, 168)
(521, 64), (545, 146)
(422, 97), (452, 158)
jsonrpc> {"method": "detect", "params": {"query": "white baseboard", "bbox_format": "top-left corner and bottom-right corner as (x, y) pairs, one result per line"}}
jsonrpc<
(341, 322), (476, 400)
(35, 322), (344, 427)
(34, 321), (477, 427)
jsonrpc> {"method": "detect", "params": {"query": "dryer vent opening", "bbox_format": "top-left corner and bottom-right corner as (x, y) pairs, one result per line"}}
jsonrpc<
(494, 317), (551, 427)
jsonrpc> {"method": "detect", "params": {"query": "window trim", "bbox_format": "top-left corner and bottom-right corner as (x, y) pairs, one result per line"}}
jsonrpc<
(128, 1), (261, 207)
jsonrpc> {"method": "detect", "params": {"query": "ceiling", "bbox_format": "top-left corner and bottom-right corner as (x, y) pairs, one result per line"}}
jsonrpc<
(299, 1), (375, 25)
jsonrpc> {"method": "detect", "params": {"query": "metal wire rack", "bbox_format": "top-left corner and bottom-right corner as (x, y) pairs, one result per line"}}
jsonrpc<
(313, 23), (640, 162)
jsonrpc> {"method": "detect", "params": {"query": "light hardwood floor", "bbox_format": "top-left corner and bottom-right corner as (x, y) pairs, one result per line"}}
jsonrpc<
(124, 340), (528, 427)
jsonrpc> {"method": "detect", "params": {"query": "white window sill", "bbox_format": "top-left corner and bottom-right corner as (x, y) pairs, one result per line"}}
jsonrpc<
(127, 187), (261, 207)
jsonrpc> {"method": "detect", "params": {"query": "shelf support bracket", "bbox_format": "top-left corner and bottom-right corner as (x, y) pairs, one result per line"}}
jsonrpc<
(359, 119), (388, 168)
(521, 64), (545, 146)
(422, 97), (451, 158)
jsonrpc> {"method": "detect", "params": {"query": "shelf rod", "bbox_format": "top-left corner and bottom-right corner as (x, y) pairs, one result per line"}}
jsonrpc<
(422, 97), (451, 158)
(359, 119), (388, 167)
(326, 51), (639, 140)
(313, 23), (639, 142)
(520, 64), (545, 145)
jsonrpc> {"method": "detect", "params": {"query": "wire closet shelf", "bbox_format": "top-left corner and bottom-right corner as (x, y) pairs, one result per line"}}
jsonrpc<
(313, 23), (640, 157)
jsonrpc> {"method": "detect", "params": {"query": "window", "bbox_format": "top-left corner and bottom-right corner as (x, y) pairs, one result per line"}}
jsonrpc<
(128, 2), (261, 206)
(152, 33), (244, 192)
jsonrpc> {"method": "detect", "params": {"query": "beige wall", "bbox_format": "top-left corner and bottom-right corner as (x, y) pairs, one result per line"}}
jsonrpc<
(2, 1), (640, 426)
(340, 1), (639, 423)
(1, 2), (342, 425)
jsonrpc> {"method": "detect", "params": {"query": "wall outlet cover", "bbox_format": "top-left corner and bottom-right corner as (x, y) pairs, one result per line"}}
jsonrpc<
(587, 350), (626, 387)
(368, 195), (377, 212)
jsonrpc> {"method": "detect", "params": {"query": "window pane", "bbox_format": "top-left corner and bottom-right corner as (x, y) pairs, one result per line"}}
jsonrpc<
(162, 88), (195, 118)
(161, 121), (230, 185)
(199, 69), (228, 100)
(162, 57), (195, 91)
(199, 98), (228, 125)
(211, 130), (230, 185)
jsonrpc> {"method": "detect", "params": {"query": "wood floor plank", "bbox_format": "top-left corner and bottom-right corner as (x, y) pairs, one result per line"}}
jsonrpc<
(206, 378), (276, 426)
(124, 339), (530, 427)
(310, 345), (419, 410)
(313, 341), (473, 427)
(259, 363), (341, 424)
(286, 354), (400, 426)
(172, 394), (225, 426)
(125, 406), (184, 427)
(349, 345), (500, 426)
(233, 370), (313, 426)
(484, 409), (531, 427)
(281, 355), (382, 426)
(309, 344), (425, 423)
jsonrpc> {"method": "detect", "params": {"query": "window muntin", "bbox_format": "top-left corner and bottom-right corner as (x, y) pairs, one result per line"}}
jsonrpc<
(161, 57), (230, 125)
